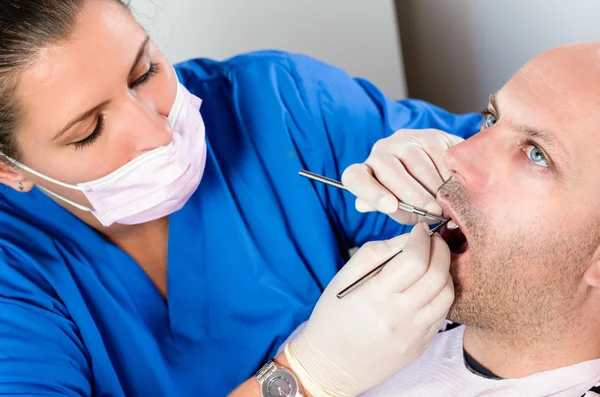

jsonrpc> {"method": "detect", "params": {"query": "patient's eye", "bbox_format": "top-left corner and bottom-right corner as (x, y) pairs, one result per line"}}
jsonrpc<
(526, 145), (549, 167)
(485, 114), (497, 128)
(480, 109), (498, 129)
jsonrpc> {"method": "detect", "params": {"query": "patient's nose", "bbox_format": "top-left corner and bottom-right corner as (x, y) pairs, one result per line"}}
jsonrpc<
(443, 132), (496, 192)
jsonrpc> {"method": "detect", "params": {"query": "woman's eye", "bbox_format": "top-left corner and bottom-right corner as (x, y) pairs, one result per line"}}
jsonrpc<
(131, 62), (159, 89)
(485, 114), (498, 128)
(72, 114), (105, 150)
(526, 145), (549, 167)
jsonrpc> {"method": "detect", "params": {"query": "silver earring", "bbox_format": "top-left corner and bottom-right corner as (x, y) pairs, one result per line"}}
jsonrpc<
(17, 182), (24, 192)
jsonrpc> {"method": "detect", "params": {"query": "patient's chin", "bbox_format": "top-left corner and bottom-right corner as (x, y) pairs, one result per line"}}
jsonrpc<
(446, 281), (466, 324)
(446, 254), (520, 330)
(446, 256), (479, 325)
(447, 297), (468, 325)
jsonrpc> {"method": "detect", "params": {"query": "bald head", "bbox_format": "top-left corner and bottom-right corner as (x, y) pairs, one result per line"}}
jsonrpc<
(505, 43), (600, 136)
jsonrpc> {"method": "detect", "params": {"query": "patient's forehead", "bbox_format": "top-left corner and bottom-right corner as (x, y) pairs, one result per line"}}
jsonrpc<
(496, 44), (600, 177)
(501, 44), (600, 122)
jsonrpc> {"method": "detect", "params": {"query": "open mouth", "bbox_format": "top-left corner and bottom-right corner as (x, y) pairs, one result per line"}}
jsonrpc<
(437, 199), (470, 256)
(441, 224), (469, 255)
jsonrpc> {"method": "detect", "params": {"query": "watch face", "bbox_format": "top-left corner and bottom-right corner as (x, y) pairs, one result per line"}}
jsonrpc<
(262, 369), (299, 397)
(268, 376), (292, 397)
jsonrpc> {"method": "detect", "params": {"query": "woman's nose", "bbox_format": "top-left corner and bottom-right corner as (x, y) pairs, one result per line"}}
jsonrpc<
(124, 97), (173, 155)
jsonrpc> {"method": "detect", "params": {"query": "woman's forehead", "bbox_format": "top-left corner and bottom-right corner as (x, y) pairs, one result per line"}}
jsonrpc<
(15, 0), (146, 143)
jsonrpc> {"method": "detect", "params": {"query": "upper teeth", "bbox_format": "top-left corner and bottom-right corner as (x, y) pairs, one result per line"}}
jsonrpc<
(448, 221), (460, 230)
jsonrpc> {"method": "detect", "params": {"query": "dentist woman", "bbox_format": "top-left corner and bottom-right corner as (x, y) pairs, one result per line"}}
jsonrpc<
(0, 1), (482, 396)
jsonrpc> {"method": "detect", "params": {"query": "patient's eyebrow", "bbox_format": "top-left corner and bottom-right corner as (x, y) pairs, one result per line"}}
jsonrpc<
(518, 124), (573, 173)
(516, 124), (556, 149)
(489, 93), (499, 113)
(489, 92), (572, 172)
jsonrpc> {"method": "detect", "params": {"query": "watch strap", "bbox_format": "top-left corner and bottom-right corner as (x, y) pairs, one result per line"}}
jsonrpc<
(255, 360), (305, 397)
(255, 360), (278, 384)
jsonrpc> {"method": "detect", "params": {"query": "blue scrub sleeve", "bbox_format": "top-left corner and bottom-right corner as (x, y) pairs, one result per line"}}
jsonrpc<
(286, 54), (484, 247)
(0, 249), (91, 396)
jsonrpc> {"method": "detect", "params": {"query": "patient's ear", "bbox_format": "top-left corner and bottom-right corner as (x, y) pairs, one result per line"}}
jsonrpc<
(0, 160), (34, 192)
(584, 252), (600, 288)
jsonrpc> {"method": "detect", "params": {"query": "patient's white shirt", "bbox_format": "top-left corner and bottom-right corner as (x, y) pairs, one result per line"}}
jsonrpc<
(281, 323), (600, 396)
(362, 325), (600, 397)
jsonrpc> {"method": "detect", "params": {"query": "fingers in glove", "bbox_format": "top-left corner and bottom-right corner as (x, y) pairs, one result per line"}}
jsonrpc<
(399, 148), (445, 216)
(334, 234), (410, 289)
(403, 234), (452, 307)
(414, 274), (455, 328)
(342, 163), (398, 214)
(365, 154), (442, 223)
(376, 223), (431, 294)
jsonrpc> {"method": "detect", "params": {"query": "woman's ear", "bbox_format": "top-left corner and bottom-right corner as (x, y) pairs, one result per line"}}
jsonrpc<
(0, 161), (34, 192)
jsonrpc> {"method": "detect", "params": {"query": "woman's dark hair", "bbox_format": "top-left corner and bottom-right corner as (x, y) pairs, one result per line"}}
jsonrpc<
(0, 0), (127, 163)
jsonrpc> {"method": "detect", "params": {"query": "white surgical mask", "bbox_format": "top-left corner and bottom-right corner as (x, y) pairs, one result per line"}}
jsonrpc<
(3, 82), (207, 227)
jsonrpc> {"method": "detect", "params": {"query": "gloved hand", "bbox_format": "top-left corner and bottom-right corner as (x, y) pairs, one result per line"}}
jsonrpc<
(341, 129), (464, 224)
(286, 223), (454, 397)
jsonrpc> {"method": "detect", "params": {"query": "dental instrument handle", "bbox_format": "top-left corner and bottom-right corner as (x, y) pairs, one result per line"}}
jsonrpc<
(298, 170), (448, 223)
(336, 219), (451, 299)
(397, 203), (447, 223)
(298, 170), (346, 191)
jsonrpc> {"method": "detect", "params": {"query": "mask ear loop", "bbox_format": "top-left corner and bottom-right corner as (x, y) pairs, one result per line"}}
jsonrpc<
(0, 153), (93, 212)
(37, 185), (93, 212)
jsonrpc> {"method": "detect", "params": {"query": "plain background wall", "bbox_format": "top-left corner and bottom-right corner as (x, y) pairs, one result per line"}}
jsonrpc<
(130, 0), (408, 99)
(396, 0), (600, 113)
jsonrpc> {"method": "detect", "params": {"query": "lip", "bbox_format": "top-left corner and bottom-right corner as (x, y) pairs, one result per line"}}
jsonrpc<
(436, 198), (471, 244)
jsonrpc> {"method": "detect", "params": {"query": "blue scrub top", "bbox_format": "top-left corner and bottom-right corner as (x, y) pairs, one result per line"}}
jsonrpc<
(0, 51), (482, 396)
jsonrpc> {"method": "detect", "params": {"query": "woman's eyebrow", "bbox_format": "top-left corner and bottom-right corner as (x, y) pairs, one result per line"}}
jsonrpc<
(128, 35), (150, 77)
(52, 100), (109, 142)
(52, 35), (150, 142)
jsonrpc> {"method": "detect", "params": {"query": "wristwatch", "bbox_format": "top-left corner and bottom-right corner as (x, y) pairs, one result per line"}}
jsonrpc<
(255, 360), (304, 397)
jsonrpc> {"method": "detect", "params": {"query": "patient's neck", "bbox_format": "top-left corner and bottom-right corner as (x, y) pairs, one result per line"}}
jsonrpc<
(463, 319), (600, 378)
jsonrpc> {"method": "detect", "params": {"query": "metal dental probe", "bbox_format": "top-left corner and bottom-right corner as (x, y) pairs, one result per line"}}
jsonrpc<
(297, 170), (453, 299)
(298, 170), (449, 223)
(335, 219), (451, 299)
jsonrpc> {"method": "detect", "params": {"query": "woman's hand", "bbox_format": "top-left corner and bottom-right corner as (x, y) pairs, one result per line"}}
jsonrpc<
(342, 129), (463, 224)
(286, 224), (454, 397)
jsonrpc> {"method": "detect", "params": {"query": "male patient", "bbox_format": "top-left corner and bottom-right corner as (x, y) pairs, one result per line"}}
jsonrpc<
(285, 43), (600, 396)
(362, 43), (600, 396)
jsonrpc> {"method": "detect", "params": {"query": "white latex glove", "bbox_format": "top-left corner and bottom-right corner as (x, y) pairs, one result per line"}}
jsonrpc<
(286, 223), (454, 397)
(341, 129), (464, 224)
